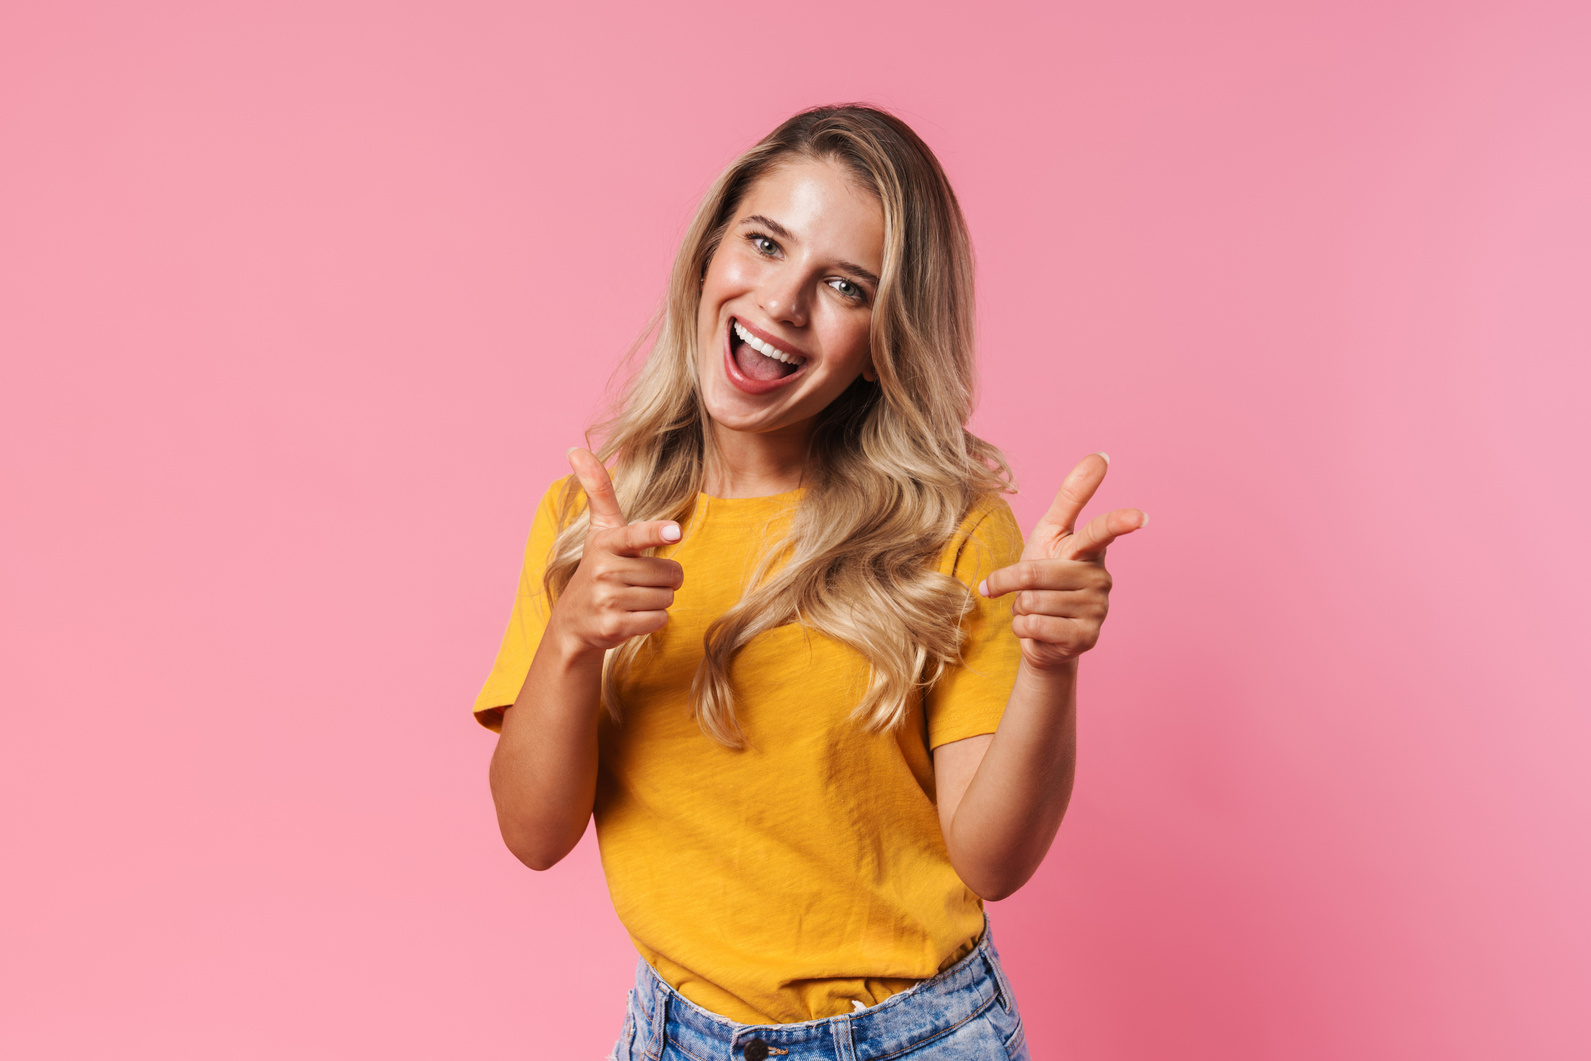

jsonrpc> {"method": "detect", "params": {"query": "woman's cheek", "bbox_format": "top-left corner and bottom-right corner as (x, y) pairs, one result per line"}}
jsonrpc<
(714, 251), (764, 291)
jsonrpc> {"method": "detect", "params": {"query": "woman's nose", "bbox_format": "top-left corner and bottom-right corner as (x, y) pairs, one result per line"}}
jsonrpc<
(760, 273), (809, 328)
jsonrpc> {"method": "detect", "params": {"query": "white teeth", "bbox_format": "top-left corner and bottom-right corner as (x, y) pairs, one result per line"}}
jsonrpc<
(733, 321), (800, 365)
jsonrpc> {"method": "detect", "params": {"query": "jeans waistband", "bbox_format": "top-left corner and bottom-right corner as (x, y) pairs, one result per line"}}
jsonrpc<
(627, 923), (1018, 1061)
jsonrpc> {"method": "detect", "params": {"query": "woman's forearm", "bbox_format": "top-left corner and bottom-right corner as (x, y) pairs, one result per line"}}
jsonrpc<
(943, 659), (1078, 900)
(488, 627), (606, 870)
(947, 453), (1144, 898)
(490, 450), (685, 871)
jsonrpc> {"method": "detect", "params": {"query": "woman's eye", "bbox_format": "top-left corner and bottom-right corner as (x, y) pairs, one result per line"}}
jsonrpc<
(828, 278), (863, 300)
(751, 235), (779, 256)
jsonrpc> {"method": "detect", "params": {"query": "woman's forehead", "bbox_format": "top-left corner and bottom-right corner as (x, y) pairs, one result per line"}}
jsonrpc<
(736, 158), (884, 265)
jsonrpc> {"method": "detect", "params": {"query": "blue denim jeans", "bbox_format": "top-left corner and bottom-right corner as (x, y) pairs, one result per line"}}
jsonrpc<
(609, 924), (1031, 1060)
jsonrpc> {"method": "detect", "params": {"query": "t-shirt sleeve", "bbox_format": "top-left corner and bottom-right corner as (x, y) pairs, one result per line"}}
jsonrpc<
(471, 477), (573, 732)
(923, 496), (1026, 749)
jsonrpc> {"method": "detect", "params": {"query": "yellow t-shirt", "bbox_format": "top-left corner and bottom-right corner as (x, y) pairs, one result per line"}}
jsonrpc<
(474, 478), (1025, 1024)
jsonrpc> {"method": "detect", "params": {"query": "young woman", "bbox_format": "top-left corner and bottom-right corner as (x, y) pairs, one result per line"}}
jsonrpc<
(474, 105), (1145, 1060)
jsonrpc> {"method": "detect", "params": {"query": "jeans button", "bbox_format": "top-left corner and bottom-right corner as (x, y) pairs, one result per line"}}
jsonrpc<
(744, 1039), (769, 1061)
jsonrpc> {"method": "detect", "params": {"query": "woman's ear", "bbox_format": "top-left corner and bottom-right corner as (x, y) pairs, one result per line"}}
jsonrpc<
(862, 362), (878, 383)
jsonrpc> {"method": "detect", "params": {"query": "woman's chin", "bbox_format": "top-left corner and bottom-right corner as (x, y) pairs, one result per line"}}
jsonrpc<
(702, 397), (785, 436)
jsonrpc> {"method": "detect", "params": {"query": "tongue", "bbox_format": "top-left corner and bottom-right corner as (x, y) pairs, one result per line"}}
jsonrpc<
(734, 340), (789, 382)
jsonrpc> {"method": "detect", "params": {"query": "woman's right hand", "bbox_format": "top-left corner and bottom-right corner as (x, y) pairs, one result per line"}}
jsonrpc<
(550, 447), (685, 656)
(490, 447), (677, 872)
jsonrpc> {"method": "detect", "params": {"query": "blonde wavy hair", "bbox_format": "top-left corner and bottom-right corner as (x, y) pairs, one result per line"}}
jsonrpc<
(544, 104), (1012, 747)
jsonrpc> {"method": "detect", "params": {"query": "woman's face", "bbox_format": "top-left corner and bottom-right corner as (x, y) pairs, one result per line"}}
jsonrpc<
(696, 157), (885, 442)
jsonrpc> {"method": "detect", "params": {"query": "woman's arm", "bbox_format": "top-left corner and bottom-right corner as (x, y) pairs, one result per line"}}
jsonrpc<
(489, 627), (608, 871)
(934, 664), (1077, 900)
(489, 449), (684, 870)
(934, 454), (1145, 900)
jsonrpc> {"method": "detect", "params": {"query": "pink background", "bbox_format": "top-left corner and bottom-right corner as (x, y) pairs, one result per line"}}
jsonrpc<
(3, 1), (1588, 1057)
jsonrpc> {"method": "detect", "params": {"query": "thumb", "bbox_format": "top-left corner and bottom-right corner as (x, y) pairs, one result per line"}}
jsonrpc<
(567, 447), (627, 530)
(608, 519), (685, 558)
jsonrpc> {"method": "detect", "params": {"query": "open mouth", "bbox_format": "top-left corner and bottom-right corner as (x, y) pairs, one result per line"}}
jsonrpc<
(727, 317), (806, 385)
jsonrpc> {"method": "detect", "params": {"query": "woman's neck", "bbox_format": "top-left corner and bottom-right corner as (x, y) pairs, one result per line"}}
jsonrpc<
(702, 420), (812, 498)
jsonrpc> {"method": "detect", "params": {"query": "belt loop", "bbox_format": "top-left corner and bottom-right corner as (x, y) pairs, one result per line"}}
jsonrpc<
(830, 1014), (858, 1061)
(982, 950), (1009, 1012)
(645, 978), (669, 1060)
(981, 944), (1016, 1015)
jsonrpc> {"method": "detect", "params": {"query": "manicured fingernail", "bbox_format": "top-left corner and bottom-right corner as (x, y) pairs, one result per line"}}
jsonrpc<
(661, 523), (681, 542)
(566, 447), (577, 458)
(1139, 511), (1149, 527)
(978, 579), (989, 597)
(1095, 451), (1110, 464)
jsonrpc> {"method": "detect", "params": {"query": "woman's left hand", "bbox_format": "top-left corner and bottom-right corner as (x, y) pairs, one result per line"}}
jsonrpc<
(980, 453), (1147, 671)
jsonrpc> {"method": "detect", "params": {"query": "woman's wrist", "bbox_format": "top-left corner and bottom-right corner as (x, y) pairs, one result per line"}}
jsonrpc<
(1019, 653), (1080, 681)
(542, 614), (609, 671)
(1009, 656), (1081, 723)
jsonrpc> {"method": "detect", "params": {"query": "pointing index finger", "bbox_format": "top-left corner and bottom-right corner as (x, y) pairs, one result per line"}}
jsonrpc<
(1035, 453), (1110, 538)
(567, 447), (628, 531)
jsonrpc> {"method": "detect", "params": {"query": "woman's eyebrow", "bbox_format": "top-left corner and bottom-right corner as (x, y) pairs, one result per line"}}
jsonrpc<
(739, 214), (794, 240)
(834, 260), (881, 287)
(738, 213), (880, 287)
